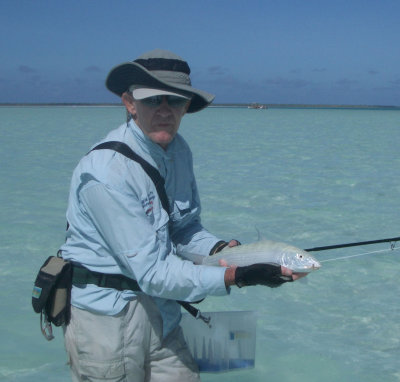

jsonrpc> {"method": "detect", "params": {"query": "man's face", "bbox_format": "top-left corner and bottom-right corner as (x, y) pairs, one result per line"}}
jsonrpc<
(123, 93), (190, 149)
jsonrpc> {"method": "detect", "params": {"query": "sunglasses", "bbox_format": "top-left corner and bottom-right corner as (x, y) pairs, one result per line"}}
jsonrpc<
(139, 95), (189, 108)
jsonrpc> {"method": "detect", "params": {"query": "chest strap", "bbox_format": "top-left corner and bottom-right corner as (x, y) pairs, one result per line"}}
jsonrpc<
(90, 141), (170, 214)
(79, 141), (209, 324)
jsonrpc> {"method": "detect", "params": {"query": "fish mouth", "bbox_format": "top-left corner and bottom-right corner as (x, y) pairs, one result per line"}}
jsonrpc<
(312, 262), (321, 270)
(296, 261), (321, 272)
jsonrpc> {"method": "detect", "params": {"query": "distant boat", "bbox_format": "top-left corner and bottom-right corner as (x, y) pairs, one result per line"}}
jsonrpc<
(248, 103), (267, 109)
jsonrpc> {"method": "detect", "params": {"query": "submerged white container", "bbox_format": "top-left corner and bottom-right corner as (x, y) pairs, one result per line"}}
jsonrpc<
(180, 311), (257, 373)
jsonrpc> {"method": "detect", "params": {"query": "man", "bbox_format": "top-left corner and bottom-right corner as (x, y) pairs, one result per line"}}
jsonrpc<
(61, 49), (297, 382)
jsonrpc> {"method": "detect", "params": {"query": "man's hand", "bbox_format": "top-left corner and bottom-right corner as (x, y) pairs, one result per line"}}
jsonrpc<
(224, 263), (306, 288)
(227, 239), (241, 248)
(234, 263), (291, 288)
(210, 239), (241, 255)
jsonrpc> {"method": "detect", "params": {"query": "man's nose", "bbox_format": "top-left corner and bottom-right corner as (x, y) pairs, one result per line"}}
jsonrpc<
(157, 97), (172, 114)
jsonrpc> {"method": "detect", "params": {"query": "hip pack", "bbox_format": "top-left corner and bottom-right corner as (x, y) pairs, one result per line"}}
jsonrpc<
(32, 255), (72, 340)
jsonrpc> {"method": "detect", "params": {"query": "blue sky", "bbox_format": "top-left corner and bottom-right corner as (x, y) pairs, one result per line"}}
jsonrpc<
(1, 0), (399, 106)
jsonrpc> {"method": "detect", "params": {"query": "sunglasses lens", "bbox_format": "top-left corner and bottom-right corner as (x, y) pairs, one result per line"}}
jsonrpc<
(167, 96), (188, 107)
(141, 96), (163, 107)
(140, 95), (188, 108)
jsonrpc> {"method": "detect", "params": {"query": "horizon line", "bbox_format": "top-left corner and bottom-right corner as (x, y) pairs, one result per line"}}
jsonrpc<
(0, 102), (399, 109)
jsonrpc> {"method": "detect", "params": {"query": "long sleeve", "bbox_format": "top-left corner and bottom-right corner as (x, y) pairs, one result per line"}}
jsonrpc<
(78, 181), (227, 302)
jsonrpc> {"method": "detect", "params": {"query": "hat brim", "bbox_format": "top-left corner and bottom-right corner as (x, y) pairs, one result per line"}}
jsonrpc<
(130, 87), (190, 100)
(106, 62), (215, 113)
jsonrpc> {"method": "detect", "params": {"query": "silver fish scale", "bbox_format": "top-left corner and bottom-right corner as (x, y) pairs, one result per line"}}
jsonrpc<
(201, 240), (321, 273)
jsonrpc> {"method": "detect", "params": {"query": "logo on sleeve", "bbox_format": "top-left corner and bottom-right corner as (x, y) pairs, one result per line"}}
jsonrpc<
(141, 192), (155, 216)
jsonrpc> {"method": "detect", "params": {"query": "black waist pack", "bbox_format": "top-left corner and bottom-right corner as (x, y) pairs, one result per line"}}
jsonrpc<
(32, 256), (72, 340)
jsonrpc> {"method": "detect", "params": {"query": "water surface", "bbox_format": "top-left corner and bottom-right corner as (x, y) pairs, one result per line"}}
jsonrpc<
(1, 106), (399, 381)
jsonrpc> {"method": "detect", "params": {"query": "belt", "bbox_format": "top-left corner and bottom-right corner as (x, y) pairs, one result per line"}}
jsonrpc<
(71, 265), (211, 325)
(72, 266), (141, 292)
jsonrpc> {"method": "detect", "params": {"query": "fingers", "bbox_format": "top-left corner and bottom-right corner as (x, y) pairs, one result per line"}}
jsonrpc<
(227, 239), (241, 247)
(219, 259), (229, 267)
(292, 272), (308, 280)
(218, 240), (239, 266)
(281, 266), (308, 281)
(280, 266), (293, 277)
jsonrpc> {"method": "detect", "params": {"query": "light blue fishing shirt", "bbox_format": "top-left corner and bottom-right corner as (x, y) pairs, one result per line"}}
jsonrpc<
(60, 120), (228, 337)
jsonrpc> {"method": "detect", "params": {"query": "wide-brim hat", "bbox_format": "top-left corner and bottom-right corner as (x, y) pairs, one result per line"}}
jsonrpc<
(106, 49), (215, 113)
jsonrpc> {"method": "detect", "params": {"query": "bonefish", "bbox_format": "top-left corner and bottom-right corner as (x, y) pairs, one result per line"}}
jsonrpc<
(179, 240), (321, 273)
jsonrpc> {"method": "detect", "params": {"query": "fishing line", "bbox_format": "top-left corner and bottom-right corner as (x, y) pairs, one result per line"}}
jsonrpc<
(320, 246), (400, 263)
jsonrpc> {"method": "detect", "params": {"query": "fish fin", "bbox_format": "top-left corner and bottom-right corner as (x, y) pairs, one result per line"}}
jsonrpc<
(255, 226), (269, 241)
(254, 226), (280, 242)
(255, 226), (262, 241)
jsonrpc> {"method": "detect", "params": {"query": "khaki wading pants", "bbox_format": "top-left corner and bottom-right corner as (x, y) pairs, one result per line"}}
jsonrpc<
(64, 294), (200, 382)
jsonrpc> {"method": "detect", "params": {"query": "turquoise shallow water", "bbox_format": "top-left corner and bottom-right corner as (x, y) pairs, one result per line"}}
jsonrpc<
(1, 106), (399, 381)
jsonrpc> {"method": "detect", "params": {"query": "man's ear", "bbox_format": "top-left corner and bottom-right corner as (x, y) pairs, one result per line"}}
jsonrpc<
(121, 92), (136, 115)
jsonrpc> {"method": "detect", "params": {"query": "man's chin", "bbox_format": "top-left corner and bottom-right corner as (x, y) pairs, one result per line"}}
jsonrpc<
(149, 132), (175, 149)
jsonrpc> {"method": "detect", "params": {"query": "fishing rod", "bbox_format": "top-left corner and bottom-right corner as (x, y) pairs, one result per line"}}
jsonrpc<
(304, 236), (400, 252)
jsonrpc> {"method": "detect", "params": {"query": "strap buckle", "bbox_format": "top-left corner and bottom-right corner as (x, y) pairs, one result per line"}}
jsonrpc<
(40, 311), (54, 341)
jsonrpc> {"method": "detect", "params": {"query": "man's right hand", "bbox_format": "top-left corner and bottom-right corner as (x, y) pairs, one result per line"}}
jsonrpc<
(224, 263), (296, 289)
(234, 263), (292, 288)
